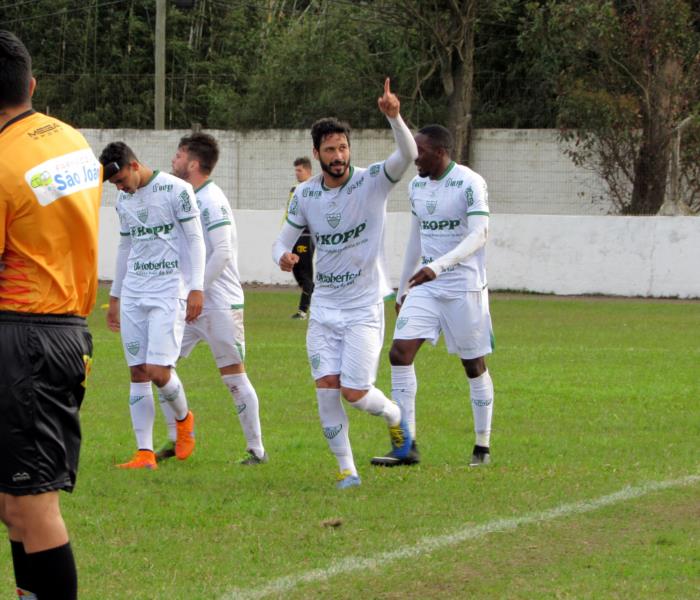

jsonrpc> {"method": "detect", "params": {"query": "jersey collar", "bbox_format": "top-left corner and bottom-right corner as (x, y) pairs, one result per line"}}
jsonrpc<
(195, 179), (213, 193)
(433, 161), (456, 181)
(0, 108), (35, 135)
(321, 165), (354, 192)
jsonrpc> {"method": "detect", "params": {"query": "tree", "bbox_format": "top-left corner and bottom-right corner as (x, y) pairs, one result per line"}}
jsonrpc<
(522, 0), (700, 214)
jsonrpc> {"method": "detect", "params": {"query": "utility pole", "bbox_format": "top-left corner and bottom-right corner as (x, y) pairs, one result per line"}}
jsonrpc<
(155, 0), (166, 129)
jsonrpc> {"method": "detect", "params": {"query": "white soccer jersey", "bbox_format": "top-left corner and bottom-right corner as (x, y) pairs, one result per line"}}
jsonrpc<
(286, 163), (395, 309)
(409, 162), (489, 294)
(116, 171), (200, 299)
(196, 180), (244, 309)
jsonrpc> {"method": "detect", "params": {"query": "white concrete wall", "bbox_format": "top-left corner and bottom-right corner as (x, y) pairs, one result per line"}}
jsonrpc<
(98, 208), (700, 298)
(85, 128), (615, 214)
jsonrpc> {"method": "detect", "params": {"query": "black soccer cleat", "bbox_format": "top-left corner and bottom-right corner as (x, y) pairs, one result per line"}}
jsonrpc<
(370, 441), (420, 467)
(154, 440), (176, 463)
(469, 444), (491, 467)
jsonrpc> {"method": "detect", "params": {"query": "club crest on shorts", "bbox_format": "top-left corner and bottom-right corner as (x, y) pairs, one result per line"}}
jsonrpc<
(326, 212), (341, 228)
(126, 341), (140, 355)
(310, 353), (321, 369)
(323, 424), (343, 440)
(426, 197), (437, 214)
(136, 207), (149, 223)
(396, 317), (409, 330)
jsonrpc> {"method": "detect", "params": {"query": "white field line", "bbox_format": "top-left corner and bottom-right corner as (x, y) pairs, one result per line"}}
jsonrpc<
(222, 474), (700, 600)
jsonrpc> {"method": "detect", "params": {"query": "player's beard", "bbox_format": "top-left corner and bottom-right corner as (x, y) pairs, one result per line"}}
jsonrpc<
(319, 157), (349, 180)
(171, 166), (187, 180)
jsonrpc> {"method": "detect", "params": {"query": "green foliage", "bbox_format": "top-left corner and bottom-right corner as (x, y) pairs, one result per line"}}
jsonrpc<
(521, 0), (700, 214)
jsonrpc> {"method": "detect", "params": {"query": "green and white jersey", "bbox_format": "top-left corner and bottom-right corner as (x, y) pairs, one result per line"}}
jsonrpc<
(116, 171), (200, 299)
(409, 162), (489, 293)
(196, 180), (244, 309)
(286, 163), (395, 309)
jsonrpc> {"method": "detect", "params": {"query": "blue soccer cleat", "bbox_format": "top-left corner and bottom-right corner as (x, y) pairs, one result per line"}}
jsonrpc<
(336, 470), (361, 490)
(387, 415), (412, 460)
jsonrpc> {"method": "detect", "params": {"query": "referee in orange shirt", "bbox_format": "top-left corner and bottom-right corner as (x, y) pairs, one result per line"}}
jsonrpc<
(0, 31), (101, 599)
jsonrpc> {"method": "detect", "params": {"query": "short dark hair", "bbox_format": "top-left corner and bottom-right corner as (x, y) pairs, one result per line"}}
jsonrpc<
(293, 156), (312, 169)
(0, 30), (32, 110)
(178, 132), (219, 175)
(310, 118), (351, 150)
(99, 141), (139, 170)
(418, 124), (453, 153)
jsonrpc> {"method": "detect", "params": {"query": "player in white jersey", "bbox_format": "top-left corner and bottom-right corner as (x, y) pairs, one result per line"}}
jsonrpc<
(371, 124), (495, 468)
(154, 132), (267, 465)
(272, 78), (417, 489)
(100, 141), (205, 470)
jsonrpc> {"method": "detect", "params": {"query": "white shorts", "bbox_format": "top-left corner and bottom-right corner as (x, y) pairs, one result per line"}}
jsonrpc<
(394, 286), (494, 360)
(180, 307), (246, 368)
(306, 302), (385, 390)
(120, 296), (186, 367)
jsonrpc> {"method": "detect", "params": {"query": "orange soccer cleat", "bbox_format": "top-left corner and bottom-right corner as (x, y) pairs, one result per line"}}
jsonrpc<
(116, 449), (158, 470)
(175, 410), (195, 460)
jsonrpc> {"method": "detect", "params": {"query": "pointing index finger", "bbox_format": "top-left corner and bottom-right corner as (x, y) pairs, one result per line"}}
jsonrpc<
(384, 77), (391, 95)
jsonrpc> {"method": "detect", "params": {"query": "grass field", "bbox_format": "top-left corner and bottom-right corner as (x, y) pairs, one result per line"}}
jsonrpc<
(1, 288), (699, 599)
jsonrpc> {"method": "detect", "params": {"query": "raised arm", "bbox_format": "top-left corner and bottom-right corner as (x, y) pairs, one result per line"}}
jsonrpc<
(378, 78), (418, 182)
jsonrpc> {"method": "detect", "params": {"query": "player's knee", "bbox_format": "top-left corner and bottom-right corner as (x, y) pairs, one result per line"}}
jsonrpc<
(462, 357), (486, 379)
(389, 343), (412, 366)
(1, 496), (24, 531)
(340, 387), (365, 402)
(146, 364), (171, 387)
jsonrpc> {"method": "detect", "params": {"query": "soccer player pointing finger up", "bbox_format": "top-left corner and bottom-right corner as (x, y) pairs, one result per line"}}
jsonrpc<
(273, 78), (417, 489)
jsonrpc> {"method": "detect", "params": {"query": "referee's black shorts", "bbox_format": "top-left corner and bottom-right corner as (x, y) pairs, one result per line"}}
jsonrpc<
(0, 311), (93, 495)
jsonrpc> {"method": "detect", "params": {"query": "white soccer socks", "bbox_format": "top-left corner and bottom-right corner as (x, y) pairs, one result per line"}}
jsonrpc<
(317, 388), (356, 475)
(157, 369), (189, 421)
(391, 365), (417, 438)
(348, 386), (401, 426)
(222, 372), (265, 458)
(469, 370), (494, 448)
(129, 381), (155, 451)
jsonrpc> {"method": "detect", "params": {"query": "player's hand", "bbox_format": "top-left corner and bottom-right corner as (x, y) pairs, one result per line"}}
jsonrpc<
(394, 293), (407, 315)
(377, 77), (400, 119)
(106, 296), (121, 332)
(279, 252), (300, 272)
(186, 290), (204, 323)
(408, 267), (436, 288)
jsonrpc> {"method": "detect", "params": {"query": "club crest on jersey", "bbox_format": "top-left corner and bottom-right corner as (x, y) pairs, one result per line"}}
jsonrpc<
(126, 341), (140, 355)
(326, 212), (341, 228)
(466, 187), (474, 207)
(136, 207), (149, 223)
(369, 164), (380, 177)
(323, 424), (343, 440)
(426, 198), (437, 214)
(310, 353), (321, 369)
(179, 190), (192, 212)
(396, 317), (409, 330)
(202, 208), (210, 226)
(288, 197), (299, 216)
